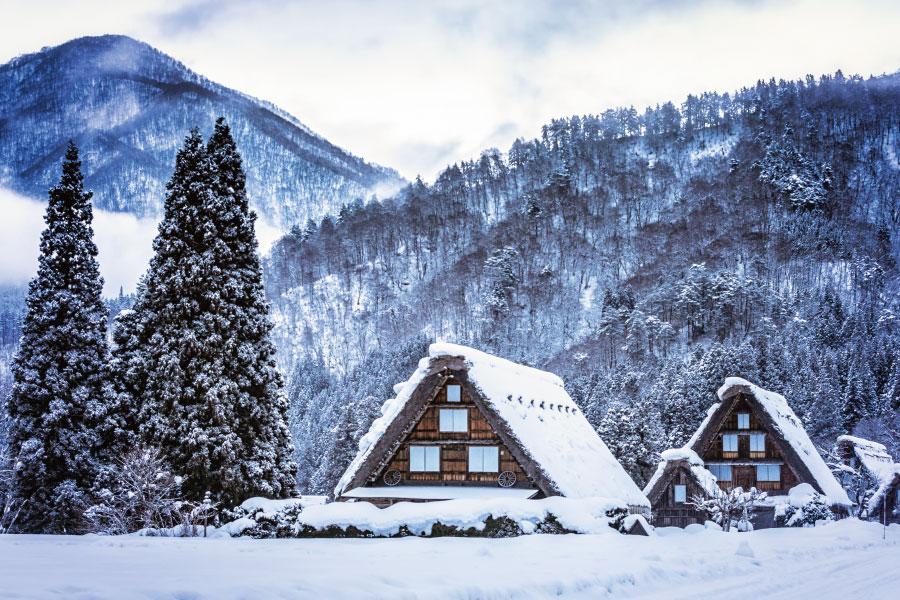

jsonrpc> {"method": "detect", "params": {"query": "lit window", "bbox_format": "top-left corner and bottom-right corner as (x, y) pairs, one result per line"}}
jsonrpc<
(709, 464), (732, 481)
(447, 385), (461, 402)
(439, 408), (468, 432)
(757, 464), (781, 482)
(722, 434), (738, 453)
(750, 433), (766, 453)
(468, 446), (500, 472)
(674, 484), (687, 503)
(737, 413), (750, 429)
(409, 446), (440, 472)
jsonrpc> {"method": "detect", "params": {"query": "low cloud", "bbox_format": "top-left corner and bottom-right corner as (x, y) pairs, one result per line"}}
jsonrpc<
(0, 188), (157, 296)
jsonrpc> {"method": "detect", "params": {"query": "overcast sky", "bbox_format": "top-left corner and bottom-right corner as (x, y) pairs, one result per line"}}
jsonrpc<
(0, 0), (898, 180)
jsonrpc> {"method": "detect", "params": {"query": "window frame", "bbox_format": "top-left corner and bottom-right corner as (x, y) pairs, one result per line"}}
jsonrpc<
(468, 446), (500, 473)
(446, 384), (462, 403)
(709, 464), (732, 482)
(722, 433), (738, 453)
(750, 433), (766, 453)
(409, 445), (440, 472)
(673, 484), (687, 504)
(756, 464), (781, 482)
(737, 412), (750, 429)
(439, 408), (468, 432)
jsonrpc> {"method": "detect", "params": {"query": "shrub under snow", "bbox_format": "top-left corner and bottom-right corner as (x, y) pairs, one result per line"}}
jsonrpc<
(220, 496), (635, 539)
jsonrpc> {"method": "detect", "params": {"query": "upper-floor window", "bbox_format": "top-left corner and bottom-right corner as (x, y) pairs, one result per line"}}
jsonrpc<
(468, 446), (500, 472)
(673, 484), (687, 503)
(439, 408), (468, 432)
(757, 464), (781, 482)
(750, 433), (766, 453)
(446, 384), (461, 402)
(409, 446), (440, 472)
(722, 434), (738, 454)
(737, 413), (750, 429)
(708, 464), (732, 481)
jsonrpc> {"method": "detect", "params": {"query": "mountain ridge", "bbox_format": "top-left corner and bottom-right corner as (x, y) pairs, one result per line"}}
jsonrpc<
(0, 34), (404, 228)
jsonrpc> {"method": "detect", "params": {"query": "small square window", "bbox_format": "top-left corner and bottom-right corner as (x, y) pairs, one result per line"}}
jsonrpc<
(439, 408), (468, 432)
(737, 413), (750, 429)
(757, 464), (780, 482)
(722, 434), (738, 453)
(750, 433), (766, 453)
(468, 446), (500, 472)
(709, 464), (732, 481)
(447, 385), (461, 402)
(409, 446), (440, 472)
(674, 484), (687, 503)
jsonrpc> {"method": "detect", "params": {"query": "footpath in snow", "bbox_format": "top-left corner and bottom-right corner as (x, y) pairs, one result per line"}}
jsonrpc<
(0, 519), (896, 599)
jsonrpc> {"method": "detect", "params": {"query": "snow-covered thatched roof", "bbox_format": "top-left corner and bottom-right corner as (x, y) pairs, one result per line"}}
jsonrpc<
(643, 448), (720, 503)
(691, 377), (851, 508)
(335, 343), (649, 508)
(836, 435), (900, 517)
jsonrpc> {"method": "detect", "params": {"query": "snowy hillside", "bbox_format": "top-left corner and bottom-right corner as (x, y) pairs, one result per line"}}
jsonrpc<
(0, 35), (404, 228)
(269, 72), (900, 494)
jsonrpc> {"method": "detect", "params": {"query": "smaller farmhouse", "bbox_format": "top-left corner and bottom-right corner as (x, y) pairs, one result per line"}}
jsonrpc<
(643, 448), (720, 528)
(334, 343), (650, 514)
(836, 435), (900, 525)
(649, 377), (852, 527)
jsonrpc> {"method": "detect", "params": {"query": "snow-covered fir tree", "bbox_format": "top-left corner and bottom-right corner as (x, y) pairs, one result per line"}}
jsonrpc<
(5, 143), (118, 532)
(116, 125), (295, 506)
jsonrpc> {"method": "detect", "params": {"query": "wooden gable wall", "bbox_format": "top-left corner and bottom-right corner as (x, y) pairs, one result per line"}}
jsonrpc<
(695, 394), (800, 494)
(649, 464), (707, 528)
(376, 377), (531, 487)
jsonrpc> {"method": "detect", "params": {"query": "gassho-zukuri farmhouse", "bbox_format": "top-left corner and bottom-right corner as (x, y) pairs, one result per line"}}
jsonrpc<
(334, 343), (651, 514)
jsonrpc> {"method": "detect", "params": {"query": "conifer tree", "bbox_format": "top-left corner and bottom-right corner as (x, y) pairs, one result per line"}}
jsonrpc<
(118, 124), (295, 506)
(6, 143), (116, 532)
(205, 117), (296, 501)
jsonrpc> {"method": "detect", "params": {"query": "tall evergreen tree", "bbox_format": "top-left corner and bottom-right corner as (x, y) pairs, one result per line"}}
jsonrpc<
(6, 143), (116, 532)
(205, 117), (296, 501)
(117, 124), (295, 506)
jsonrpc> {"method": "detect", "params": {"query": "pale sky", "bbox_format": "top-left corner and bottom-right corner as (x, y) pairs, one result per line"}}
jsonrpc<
(1, 0), (898, 181)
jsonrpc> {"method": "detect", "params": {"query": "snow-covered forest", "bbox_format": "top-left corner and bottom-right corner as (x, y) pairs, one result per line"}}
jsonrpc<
(269, 71), (900, 494)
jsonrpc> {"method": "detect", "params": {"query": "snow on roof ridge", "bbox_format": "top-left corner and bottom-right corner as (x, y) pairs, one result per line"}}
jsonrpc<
(644, 447), (720, 498)
(429, 343), (564, 388)
(714, 377), (851, 507)
(837, 434), (888, 453)
(659, 447), (704, 465)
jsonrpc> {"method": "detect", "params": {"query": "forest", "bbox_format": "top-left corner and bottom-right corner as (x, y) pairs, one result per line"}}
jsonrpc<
(265, 71), (900, 494)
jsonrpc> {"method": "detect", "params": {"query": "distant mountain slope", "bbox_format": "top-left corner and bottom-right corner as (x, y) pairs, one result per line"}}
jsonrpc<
(0, 35), (403, 228)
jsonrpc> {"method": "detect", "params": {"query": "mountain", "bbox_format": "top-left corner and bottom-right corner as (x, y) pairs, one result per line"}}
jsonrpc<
(0, 35), (403, 228)
(262, 71), (900, 493)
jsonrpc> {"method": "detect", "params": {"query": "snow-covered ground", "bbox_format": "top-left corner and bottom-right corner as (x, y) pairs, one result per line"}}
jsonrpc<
(0, 519), (896, 599)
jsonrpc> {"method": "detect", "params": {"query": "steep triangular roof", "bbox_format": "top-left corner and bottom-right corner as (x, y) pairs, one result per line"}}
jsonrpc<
(689, 377), (851, 508)
(836, 435), (900, 518)
(335, 343), (649, 508)
(643, 448), (720, 504)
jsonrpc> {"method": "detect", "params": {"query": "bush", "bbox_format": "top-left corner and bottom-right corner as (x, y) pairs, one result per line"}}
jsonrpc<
(777, 492), (835, 527)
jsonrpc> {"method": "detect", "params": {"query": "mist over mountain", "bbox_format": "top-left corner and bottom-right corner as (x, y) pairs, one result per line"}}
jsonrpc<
(0, 35), (403, 229)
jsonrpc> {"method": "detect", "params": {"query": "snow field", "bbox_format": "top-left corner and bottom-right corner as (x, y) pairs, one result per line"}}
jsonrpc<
(0, 518), (896, 599)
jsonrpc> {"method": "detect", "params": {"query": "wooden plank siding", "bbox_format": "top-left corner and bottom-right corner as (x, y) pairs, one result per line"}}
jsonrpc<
(649, 464), (708, 528)
(380, 378), (530, 487)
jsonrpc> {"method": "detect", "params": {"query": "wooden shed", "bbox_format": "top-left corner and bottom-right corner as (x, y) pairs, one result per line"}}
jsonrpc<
(643, 448), (720, 528)
(836, 435), (900, 525)
(334, 343), (650, 514)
